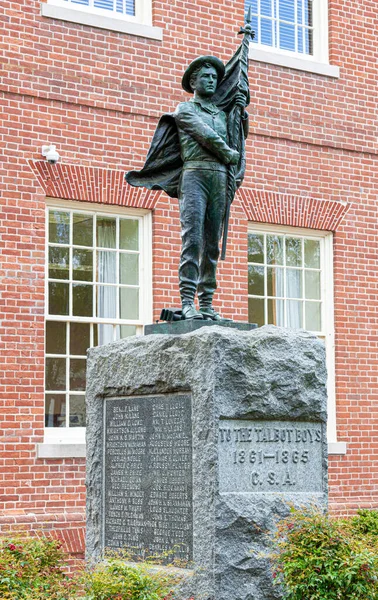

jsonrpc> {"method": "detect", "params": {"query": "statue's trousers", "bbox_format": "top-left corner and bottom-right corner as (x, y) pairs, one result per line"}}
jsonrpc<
(178, 164), (227, 306)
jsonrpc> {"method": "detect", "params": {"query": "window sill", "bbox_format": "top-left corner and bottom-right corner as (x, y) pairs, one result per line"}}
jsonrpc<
(328, 442), (347, 455)
(249, 48), (340, 78)
(41, 3), (163, 41)
(37, 443), (86, 458)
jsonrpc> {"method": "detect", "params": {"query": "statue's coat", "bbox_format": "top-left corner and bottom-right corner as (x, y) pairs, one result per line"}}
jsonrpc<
(126, 115), (182, 199)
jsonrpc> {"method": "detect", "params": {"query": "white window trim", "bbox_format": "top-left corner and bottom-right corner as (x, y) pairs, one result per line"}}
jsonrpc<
(41, 0), (163, 40)
(248, 223), (346, 455)
(39, 199), (152, 456)
(249, 0), (340, 78)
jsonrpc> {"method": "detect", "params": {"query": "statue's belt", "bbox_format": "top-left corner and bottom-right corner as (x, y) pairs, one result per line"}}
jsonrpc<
(182, 161), (227, 173)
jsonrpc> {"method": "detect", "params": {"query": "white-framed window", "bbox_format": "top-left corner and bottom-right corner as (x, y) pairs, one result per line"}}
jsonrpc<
(44, 199), (152, 444)
(248, 223), (340, 448)
(245, 0), (339, 77)
(250, 0), (315, 56)
(41, 0), (162, 40)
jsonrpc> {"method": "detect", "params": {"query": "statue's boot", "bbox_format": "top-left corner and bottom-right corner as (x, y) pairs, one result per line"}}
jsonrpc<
(182, 302), (204, 320)
(199, 306), (232, 322)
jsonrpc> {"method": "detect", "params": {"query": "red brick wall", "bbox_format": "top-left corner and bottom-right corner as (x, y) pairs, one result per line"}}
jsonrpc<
(0, 0), (377, 555)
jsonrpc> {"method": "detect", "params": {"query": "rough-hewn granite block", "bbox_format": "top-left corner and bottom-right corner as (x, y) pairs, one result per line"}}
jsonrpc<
(86, 325), (327, 600)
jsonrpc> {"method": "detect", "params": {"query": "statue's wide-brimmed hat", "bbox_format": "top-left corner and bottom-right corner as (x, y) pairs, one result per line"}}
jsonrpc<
(181, 55), (225, 94)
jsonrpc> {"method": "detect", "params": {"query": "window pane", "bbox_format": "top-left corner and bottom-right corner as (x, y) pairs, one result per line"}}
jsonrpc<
(286, 237), (302, 266)
(305, 302), (321, 331)
(248, 297), (264, 327)
(46, 321), (66, 354)
(305, 0), (313, 26)
(73, 284), (93, 317)
(260, 0), (271, 16)
(45, 357), (66, 391)
(69, 358), (86, 391)
(70, 322), (90, 355)
(268, 299), (284, 326)
(69, 395), (86, 427)
(279, 22), (295, 51)
(304, 239), (320, 268)
(73, 249), (93, 282)
(286, 269), (302, 298)
(279, 0), (294, 22)
(125, 0), (135, 16)
(120, 288), (139, 320)
(97, 251), (116, 283)
(305, 27), (313, 54)
(97, 286), (117, 318)
(287, 300), (303, 328)
(116, 0), (135, 15)
(248, 265), (264, 296)
(49, 247), (69, 280)
(298, 28), (304, 53)
(305, 270), (321, 300)
(267, 267), (284, 297)
(97, 217), (116, 248)
(49, 282), (69, 315)
(120, 254), (139, 285)
(120, 219), (139, 251)
(251, 14), (259, 40)
(118, 325), (137, 338)
(297, 0), (303, 24)
(97, 324), (114, 345)
(248, 233), (264, 264)
(45, 394), (66, 427)
(261, 18), (273, 46)
(94, 0), (113, 9)
(267, 235), (283, 265)
(49, 211), (70, 245)
(73, 213), (93, 247)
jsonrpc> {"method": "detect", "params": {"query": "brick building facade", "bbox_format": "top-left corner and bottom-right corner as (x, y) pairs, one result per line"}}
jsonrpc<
(0, 0), (376, 556)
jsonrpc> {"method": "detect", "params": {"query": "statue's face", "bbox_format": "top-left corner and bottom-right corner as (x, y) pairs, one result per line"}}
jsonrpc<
(192, 66), (218, 97)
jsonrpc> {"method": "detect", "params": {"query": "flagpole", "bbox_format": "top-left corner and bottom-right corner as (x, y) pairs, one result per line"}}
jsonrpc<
(220, 6), (254, 261)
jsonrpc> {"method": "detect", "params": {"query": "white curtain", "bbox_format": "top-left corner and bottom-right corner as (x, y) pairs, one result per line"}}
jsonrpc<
(269, 268), (285, 326)
(286, 269), (302, 328)
(97, 222), (116, 345)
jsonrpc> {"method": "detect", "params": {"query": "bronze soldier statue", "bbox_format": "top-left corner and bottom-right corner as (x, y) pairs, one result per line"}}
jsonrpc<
(126, 15), (253, 321)
(173, 57), (248, 320)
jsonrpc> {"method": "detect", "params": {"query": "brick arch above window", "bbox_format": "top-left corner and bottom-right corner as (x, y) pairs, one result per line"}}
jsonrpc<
(28, 161), (162, 210)
(238, 188), (350, 231)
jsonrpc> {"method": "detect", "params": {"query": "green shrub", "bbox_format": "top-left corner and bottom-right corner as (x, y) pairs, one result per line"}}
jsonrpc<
(270, 507), (378, 600)
(350, 509), (378, 541)
(0, 534), (79, 599)
(0, 536), (185, 600)
(82, 553), (183, 600)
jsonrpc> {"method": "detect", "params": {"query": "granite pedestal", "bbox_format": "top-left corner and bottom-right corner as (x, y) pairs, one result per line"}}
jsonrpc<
(86, 325), (328, 600)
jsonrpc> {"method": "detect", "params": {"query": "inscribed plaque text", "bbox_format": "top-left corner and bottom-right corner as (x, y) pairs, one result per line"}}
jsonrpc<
(104, 394), (192, 561)
(219, 420), (323, 493)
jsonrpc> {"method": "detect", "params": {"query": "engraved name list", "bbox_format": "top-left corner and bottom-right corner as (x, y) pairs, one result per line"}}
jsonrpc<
(104, 394), (193, 561)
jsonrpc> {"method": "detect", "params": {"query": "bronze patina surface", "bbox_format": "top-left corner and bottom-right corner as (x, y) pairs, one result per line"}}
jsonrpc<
(126, 14), (254, 321)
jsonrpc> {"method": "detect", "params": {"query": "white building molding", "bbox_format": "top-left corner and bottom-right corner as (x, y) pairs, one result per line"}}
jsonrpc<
(41, 1), (163, 40)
